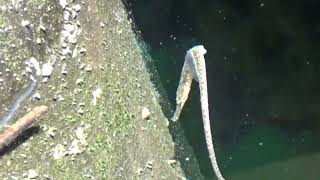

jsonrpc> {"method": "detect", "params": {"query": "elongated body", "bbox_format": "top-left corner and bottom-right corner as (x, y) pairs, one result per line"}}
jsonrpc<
(172, 45), (225, 180)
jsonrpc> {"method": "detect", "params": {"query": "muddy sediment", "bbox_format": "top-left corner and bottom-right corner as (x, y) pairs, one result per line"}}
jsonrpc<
(0, 0), (203, 179)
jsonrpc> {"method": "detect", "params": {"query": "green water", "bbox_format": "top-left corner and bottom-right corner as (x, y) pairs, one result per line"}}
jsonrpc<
(124, 0), (320, 179)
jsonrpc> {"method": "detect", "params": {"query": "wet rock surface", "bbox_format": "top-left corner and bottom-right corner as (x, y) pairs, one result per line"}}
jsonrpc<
(0, 0), (202, 179)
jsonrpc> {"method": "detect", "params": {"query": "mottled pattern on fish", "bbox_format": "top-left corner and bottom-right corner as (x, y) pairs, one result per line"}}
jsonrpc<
(172, 45), (225, 180)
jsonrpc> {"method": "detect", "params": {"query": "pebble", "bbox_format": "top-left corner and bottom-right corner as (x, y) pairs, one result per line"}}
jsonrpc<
(41, 63), (53, 77)
(79, 47), (86, 54)
(167, 159), (177, 165)
(141, 107), (150, 120)
(69, 139), (82, 155)
(32, 92), (41, 100)
(84, 64), (92, 72)
(28, 57), (41, 76)
(77, 108), (84, 115)
(36, 37), (41, 44)
(100, 22), (105, 28)
(59, 0), (68, 9)
(21, 20), (30, 27)
(75, 127), (87, 145)
(73, 4), (81, 12)
(92, 87), (102, 105)
(52, 144), (66, 159)
(76, 78), (84, 85)
(47, 127), (57, 137)
(27, 169), (38, 179)
(145, 160), (153, 170)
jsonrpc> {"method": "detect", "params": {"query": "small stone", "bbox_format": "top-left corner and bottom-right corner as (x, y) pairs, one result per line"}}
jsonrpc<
(145, 160), (153, 170)
(141, 107), (150, 120)
(60, 0), (68, 9)
(28, 57), (41, 76)
(79, 63), (86, 70)
(36, 37), (41, 44)
(71, 10), (78, 19)
(92, 88), (102, 105)
(76, 78), (84, 85)
(42, 77), (48, 83)
(47, 127), (57, 137)
(61, 63), (68, 75)
(64, 23), (75, 33)
(63, 10), (70, 21)
(27, 169), (38, 179)
(21, 20), (30, 27)
(75, 127), (87, 145)
(136, 168), (143, 176)
(69, 139), (83, 155)
(41, 63), (53, 77)
(79, 102), (85, 107)
(53, 144), (66, 159)
(167, 159), (177, 165)
(32, 92), (41, 100)
(73, 4), (81, 12)
(6, 160), (11, 167)
(100, 22), (105, 28)
(77, 108), (84, 115)
(79, 47), (86, 54)
(56, 95), (65, 101)
(61, 42), (68, 48)
(84, 64), (92, 72)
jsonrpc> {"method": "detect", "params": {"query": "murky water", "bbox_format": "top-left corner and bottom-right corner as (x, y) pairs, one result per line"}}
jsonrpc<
(126, 0), (320, 179)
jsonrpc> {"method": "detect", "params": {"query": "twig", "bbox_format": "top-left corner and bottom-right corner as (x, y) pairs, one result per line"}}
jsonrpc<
(0, 105), (48, 150)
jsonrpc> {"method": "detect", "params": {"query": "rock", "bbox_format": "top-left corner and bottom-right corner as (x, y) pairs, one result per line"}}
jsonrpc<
(73, 4), (81, 12)
(47, 127), (57, 137)
(69, 139), (83, 155)
(32, 92), (41, 100)
(21, 20), (30, 28)
(141, 107), (150, 120)
(167, 159), (177, 165)
(39, 24), (47, 32)
(79, 47), (86, 54)
(77, 108), (84, 115)
(59, 0), (68, 9)
(84, 64), (92, 72)
(36, 37), (41, 44)
(75, 127), (87, 145)
(76, 78), (84, 85)
(136, 168), (143, 176)
(27, 169), (38, 179)
(28, 57), (41, 76)
(63, 10), (70, 21)
(41, 63), (53, 77)
(92, 87), (102, 105)
(100, 22), (105, 28)
(52, 144), (66, 160)
(145, 160), (153, 170)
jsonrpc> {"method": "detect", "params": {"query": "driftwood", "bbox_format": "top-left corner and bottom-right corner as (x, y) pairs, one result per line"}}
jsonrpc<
(0, 105), (48, 150)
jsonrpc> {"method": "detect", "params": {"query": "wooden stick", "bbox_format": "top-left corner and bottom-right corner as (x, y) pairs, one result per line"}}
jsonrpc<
(0, 105), (48, 150)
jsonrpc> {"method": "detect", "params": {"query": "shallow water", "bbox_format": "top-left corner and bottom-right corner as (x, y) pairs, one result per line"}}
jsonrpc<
(126, 0), (320, 179)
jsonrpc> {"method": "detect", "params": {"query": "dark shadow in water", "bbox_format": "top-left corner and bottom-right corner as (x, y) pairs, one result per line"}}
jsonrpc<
(0, 126), (41, 157)
(123, 0), (320, 179)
